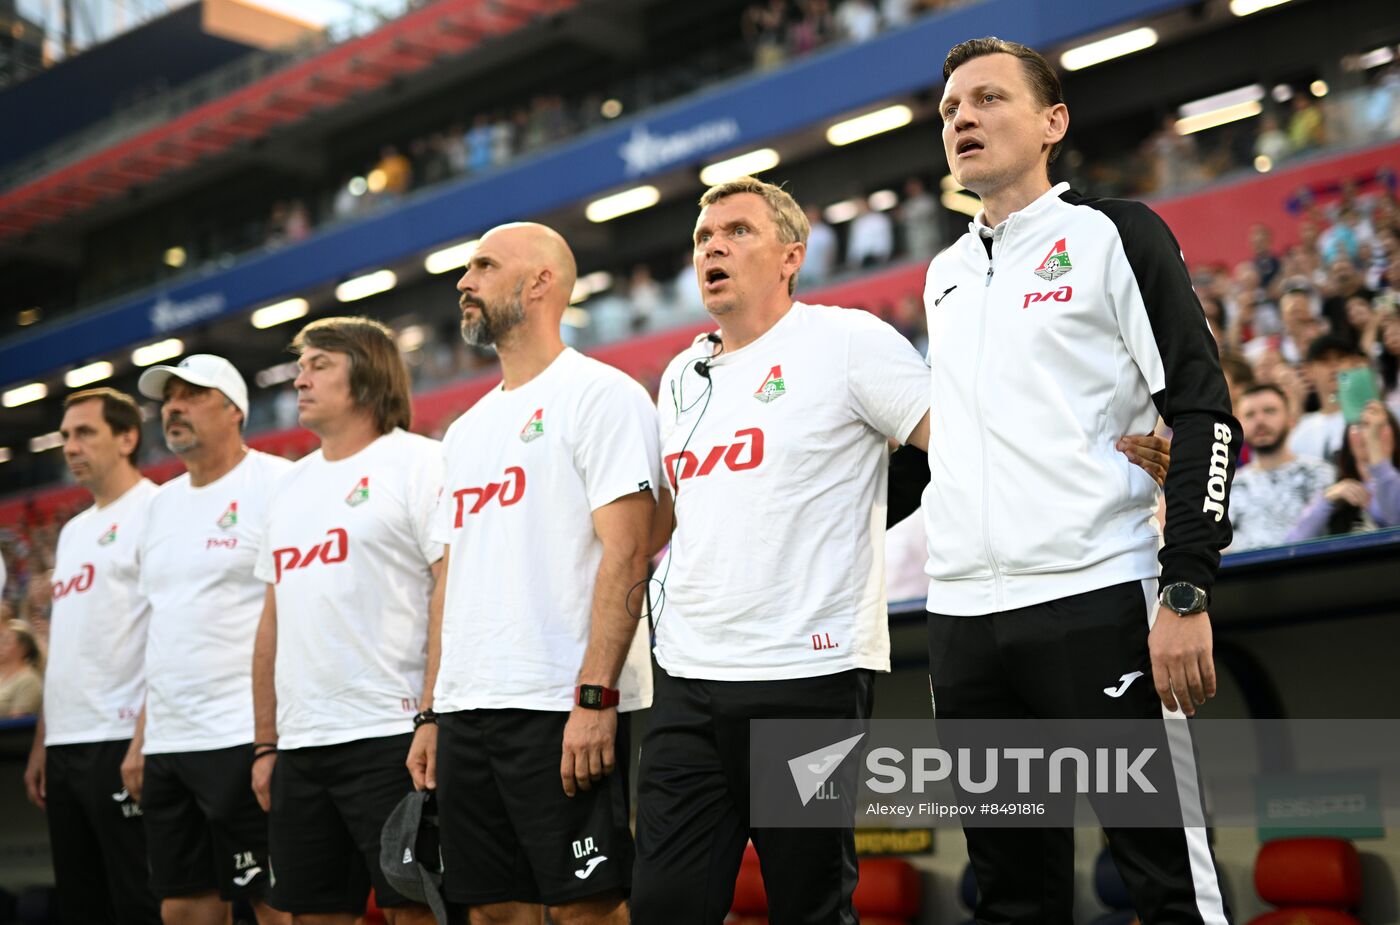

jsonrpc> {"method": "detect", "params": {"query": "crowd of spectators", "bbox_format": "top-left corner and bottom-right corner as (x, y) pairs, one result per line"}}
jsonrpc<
(74, 0), (969, 308)
(1206, 178), (1400, 550)
(42, 0), (1400, 326)
(1063, 64), (1400, 201)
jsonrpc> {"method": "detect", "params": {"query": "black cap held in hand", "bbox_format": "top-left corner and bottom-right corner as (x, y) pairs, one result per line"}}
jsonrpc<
(379, 789), (449, 924)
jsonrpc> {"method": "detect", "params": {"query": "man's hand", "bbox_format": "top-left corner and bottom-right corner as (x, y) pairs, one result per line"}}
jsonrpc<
(251, 753), (276, 813)
(407, 724), (438, 792)
(1324, 479), (1371, 508)
(1149, 607), (1216, 717)
(120, 741), (145, 804)
(24, 743), (45, 809)
(560, 707), (616, 797)
(1117, 433), (1172, 487)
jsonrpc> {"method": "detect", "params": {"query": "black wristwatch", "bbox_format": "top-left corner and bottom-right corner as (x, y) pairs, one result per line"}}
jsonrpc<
(1159, 582), (1208, 616)
(412, 709), (438, 729)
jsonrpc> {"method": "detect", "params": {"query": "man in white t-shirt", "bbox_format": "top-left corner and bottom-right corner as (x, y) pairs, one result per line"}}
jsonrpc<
(407, 223), (657, 924)
(1290, 335), (1369, 462)
(630, 177), (929, 923)
(251, 317), (441, 925)
(23, 388), (162, 925)
(134, 355), (291, 925)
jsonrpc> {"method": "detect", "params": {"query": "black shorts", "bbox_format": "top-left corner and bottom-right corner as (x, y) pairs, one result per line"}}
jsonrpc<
(437, 709), (633, 906)
(142, 745), (272, 901)
(267, 733), (419, 915)
(44, 739), (162, 925)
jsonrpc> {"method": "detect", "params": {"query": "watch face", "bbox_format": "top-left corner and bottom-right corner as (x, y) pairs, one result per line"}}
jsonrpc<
(579, 686), (603, 707)
(1167, 584), (1199, 613)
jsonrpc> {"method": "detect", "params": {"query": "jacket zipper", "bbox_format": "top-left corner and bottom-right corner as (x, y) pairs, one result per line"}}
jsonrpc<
(974, 232), (1004, 609)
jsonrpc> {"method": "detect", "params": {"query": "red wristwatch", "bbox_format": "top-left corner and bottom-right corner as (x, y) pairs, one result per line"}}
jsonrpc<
(575, 685), (620, 709)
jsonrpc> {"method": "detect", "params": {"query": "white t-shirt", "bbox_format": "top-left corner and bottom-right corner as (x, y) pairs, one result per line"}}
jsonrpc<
(433, 348), (658, 713)
(1288, 410), (1346, 462)
(140, 451), (292, 754)
(255, 429), (443, 749)
(44, 479), (158, 746)
(654, 303), (929, 681)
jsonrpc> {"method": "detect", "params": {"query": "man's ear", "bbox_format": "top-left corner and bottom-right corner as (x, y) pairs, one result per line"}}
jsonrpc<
(1045, 102), (1069, 150)
(115, 427), (139, 460)
(529, 267), (553, 302)
(782, 240), (807, 284)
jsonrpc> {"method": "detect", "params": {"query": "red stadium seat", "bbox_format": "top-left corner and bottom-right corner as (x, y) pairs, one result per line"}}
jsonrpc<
(1247, 837), (1363, 925)
(729, 842), (922, 925)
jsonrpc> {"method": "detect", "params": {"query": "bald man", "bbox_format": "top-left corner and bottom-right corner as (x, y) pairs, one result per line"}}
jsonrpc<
(407, 224), (658, 924)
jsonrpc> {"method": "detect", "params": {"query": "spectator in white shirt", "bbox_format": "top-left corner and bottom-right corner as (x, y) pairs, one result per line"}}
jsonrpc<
(834, 0), (880, 42)
(846, 198), (894, 268)
(1229, 384), (1334, 551)
(801, 203), (838, 285)
(1290, 335), (1370, 462)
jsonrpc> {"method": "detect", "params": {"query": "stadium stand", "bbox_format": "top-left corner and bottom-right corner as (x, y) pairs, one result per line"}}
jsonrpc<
(3, 0), (1400, 922)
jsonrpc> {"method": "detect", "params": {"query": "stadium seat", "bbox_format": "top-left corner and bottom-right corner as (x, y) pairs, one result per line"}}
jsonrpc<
(730, 842), (921, 924)
(1247, 837), (1363, 925)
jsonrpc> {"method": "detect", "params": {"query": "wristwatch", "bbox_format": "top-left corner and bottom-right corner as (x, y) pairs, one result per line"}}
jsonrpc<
(412, 709), (438, 729)
(575, 685), (620, 710)
(1159, 582), (1208, 616)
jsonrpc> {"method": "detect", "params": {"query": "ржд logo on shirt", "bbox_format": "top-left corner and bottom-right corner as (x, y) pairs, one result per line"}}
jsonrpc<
(52, 564), (95, 600)
(451, 467), (526, 525)
(272, 528), (349, 582)
(665, 428), (764, 487)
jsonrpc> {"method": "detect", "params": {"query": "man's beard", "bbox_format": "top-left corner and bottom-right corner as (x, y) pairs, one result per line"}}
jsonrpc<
(1250, 431), (1288, 455)
(164, 414), (200, 454)
(460, 283), (526, 347)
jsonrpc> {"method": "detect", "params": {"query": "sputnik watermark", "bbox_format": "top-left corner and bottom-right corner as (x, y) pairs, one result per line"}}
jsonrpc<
(864, 746), (1157, 795)
(751, 719), (1400, 829)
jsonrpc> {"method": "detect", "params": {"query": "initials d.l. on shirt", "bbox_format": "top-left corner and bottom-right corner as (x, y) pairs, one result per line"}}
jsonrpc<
(433, 348), (660, 713)
(254, 428), (443, 749)
(654, 302), (929, 681)
(140, 450), (292, 754)
(44, 478), (159, 746)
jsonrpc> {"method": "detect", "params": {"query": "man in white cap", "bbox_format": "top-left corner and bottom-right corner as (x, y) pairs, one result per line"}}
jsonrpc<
(134, 355), (291, 925)
(24, 387), (162, 925)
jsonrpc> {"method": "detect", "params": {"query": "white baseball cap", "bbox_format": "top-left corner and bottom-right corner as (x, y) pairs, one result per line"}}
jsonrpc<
(138, 354), (249, 419)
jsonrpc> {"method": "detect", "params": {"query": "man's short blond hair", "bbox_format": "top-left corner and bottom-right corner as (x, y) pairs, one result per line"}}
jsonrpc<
(699, 176), (810, 295)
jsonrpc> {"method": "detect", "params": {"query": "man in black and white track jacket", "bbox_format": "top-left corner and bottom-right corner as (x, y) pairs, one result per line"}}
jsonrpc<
(920, 37), (1242, 925)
